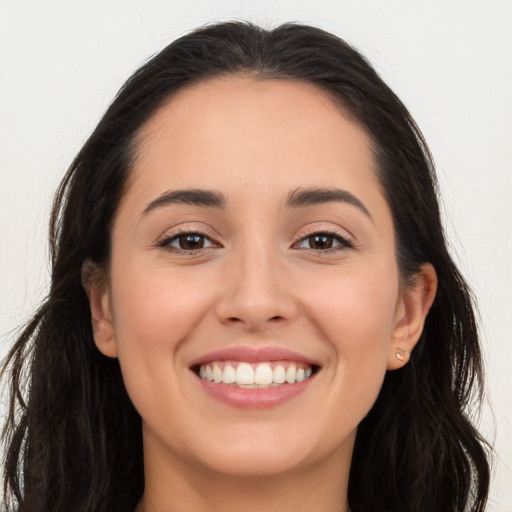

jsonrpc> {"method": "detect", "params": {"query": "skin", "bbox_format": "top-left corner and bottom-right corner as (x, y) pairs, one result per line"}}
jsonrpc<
(85, 77), (437, 512)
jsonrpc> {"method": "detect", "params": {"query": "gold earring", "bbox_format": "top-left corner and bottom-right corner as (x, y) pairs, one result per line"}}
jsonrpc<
(395, 348), (410, 362)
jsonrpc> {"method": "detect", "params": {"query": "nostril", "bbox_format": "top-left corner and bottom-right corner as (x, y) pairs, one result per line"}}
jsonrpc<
(227, 316), (283, 322)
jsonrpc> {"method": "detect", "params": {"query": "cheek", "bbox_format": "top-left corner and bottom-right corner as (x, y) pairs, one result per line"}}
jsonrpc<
(110, 264), (214, 346)
(299, 264), (398, 409)
(107, 263), (220, 431)
(302, 263), (399, 347)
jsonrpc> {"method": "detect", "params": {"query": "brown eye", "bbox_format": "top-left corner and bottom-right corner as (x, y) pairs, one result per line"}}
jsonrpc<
(308, 234), (334, 249)
(178, 234), (205, 250)
(294, 232), (353, 251)
(159, 232), (218, 252)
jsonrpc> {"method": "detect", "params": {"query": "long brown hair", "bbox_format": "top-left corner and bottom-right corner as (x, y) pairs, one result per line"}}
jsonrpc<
(2, 21), (490, 512)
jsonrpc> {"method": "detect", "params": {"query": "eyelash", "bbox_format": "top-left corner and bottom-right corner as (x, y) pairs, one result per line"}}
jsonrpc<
(293, 230), (354, 252)
(157, 229), (219, 254)
(157, 229), (354, 254)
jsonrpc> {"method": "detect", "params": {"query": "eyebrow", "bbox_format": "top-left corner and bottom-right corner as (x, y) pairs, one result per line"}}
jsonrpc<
(142, 188), (227, 215)
(285, 187), (372, 219)
(141, 186), (372, 220)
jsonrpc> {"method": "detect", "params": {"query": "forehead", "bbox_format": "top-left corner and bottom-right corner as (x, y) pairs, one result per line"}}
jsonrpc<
(128, 76), (381, 208)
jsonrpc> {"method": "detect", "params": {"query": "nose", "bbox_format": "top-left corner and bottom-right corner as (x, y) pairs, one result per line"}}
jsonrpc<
(214, 245), (298, 332)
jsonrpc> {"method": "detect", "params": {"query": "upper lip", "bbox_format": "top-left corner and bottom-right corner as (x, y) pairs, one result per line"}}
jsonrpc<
(189, 346), (321, 367)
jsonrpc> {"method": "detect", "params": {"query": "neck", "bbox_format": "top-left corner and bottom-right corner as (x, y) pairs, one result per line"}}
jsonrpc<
(136, 432), (353, 512)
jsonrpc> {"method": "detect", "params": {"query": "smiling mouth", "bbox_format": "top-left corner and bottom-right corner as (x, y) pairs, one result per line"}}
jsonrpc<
(192, 361), (319, 389)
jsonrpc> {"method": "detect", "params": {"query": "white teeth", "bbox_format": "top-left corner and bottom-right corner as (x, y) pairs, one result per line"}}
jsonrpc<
(212, 363), (223, 383)
(272, 365), (286, 384)
(285, 363), (296, 384)
(236, 362), (255, 385)
(222, 364), (236, 384)
(198, 361), (314, 387)
(254, 364), (273, 385)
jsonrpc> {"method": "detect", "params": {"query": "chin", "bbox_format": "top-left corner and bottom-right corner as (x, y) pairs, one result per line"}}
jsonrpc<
(198, 446), (310, 478)
(187, 424), (348, 479)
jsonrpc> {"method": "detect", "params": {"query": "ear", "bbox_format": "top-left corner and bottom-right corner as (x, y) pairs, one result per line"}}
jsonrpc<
(81, 259), (118, 358)
(387, 263), (437, 370)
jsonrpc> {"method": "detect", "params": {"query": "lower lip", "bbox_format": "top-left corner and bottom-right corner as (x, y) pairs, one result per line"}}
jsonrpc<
(194, 373), (315, 409)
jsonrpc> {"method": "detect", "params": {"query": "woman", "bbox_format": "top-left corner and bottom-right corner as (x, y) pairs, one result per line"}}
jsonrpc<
(1, 21), (490, 512)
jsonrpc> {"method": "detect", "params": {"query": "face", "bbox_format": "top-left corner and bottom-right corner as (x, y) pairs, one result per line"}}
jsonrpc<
(88, 77), (433, 480)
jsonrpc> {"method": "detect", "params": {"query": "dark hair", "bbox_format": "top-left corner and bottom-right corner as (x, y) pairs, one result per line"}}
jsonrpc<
(2, 20), (490, 512)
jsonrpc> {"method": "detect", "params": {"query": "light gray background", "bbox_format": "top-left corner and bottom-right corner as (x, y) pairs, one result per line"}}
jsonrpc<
(1, 1), (511, 510)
